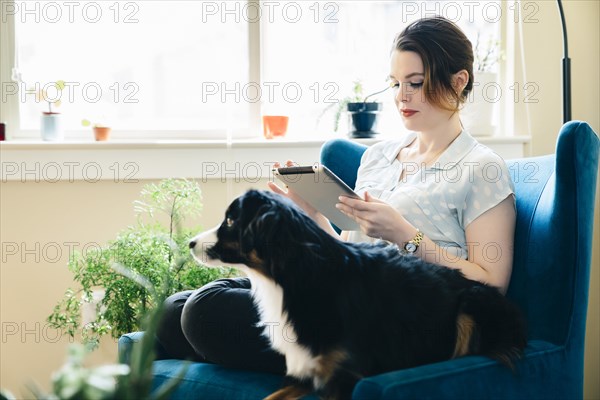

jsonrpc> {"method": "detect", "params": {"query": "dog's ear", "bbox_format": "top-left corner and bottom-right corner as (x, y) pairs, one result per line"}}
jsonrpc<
(238, 190), (332, 280)
(240, 206), (281, 255)
(240, 206), (321, 279)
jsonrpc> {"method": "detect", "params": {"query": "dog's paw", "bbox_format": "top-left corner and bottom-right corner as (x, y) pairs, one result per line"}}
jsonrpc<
(264, 384), (312, 400)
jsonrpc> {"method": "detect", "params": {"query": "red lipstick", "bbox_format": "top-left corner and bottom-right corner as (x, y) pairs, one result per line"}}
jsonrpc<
(401, 109), (418, 117)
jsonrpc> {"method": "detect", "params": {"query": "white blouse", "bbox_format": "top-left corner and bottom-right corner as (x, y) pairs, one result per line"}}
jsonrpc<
(346, 130), (515, 260)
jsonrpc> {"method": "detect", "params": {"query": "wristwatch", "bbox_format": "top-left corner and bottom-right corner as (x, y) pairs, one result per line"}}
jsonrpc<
(403, 229), (424, 254)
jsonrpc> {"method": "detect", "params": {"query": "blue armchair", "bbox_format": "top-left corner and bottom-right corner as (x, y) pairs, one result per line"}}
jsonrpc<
(119, 121), (599, 399)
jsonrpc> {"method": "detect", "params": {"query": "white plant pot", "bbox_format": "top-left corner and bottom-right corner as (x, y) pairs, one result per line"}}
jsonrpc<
(462, 72), (499, 137)
(41, 113), (64, 141)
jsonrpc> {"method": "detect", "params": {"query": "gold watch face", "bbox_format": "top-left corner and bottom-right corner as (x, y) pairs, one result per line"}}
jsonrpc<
(404, 242), (417, 253)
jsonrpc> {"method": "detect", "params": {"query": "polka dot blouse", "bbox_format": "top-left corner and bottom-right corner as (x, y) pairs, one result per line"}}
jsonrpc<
(346, 130), (516, 260)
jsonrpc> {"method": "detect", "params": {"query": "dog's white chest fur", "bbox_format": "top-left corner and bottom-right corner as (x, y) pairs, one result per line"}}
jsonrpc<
(246, 270), (319, 382)
(191, 224), (322, 385)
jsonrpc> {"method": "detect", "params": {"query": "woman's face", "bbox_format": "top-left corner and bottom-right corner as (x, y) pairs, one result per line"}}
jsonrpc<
(389, 50), (454, 132)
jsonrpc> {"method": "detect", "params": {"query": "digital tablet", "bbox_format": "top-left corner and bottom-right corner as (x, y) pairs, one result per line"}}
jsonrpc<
(273, 165), (362, 231)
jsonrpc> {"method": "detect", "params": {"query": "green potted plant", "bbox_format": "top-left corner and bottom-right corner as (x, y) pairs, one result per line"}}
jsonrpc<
(319, 79), (385, 138)
(47, 178), (237, 349)
(82, 118), (112, 141)
(463, 32), (504, 136)
(37, 80), (66, 141)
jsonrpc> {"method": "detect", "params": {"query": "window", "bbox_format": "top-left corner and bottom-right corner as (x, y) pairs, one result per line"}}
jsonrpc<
(2, 0), (501, 140)
(9, 0), (249, 139)
(262, 1), (502, 138)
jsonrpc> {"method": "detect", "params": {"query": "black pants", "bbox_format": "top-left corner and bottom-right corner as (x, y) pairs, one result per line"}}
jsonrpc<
(155, 277), (286, 375)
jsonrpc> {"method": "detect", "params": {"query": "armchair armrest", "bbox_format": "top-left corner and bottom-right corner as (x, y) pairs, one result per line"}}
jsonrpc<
(353, 340), (573, 400)
(118, 331), (178, 364)
(118, 331), (145, 364)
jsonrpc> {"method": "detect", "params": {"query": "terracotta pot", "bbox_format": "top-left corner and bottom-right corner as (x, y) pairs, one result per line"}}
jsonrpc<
(93, 126), (111, 141)
(262, 115), (289, 139)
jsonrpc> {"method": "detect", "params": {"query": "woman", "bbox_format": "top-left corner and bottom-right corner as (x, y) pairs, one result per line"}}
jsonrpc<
(156, 16), (516, 374)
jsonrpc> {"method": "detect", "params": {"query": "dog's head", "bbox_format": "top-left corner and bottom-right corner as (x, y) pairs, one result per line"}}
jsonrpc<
(189, 190), (325, 280)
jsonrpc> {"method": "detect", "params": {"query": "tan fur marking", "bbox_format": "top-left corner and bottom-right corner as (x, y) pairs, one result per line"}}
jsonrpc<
(221, 240), (239, 250)
(246, 249), (270, 276)
(315, 349), (349, 384)
(453, 313), (476, 358)
(264, 384), (312, 400)
(247, 249), (263, 266)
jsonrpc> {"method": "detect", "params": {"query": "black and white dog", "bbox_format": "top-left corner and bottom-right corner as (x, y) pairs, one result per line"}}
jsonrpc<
(190, 190), (526, 400)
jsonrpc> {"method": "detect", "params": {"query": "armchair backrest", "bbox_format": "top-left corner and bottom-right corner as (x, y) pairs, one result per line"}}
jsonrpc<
(321, 121), (599, 351)
(507, 121), (598, 352)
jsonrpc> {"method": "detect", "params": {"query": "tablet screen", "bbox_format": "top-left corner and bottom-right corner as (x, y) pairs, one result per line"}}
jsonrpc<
(273, 165), (361, 231)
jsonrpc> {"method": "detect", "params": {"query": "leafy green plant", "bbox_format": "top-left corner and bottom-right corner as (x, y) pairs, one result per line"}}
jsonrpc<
(318, 79), (364, 133)
(48, 179), (237, 349)
(111, 262), (189, 400)
(1, 179), (215, 400)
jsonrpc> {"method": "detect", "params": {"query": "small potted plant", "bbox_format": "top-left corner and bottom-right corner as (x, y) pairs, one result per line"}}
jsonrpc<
(262, 115), (289, 139)
(319, 79), (384, 138)
(37, 80), (65, 141)
(82, 118), (111, 141)
(462, 32), (504, 136)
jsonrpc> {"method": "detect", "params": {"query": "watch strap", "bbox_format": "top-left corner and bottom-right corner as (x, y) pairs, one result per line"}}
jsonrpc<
(403, 229), (424, 254)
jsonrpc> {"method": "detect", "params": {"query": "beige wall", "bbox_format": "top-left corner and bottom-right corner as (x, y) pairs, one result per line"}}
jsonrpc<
(0, 179), (264, 396)
(1, 0), (598, 398)
(515, 0), (600, 153)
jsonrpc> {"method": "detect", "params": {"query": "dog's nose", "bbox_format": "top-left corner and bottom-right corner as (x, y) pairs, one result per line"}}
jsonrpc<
(189, 240), (196, 249)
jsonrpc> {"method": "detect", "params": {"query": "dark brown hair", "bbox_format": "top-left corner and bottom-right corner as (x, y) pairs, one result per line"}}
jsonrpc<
(392, 17), (474, 112)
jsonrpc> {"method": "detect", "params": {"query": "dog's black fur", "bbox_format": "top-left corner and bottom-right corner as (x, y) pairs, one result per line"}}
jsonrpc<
(199, 190), (527, 399)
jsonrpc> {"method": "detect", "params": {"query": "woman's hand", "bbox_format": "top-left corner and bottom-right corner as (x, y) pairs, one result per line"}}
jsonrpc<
(268, 160), (320, 218)
(336, 191), (411, 243)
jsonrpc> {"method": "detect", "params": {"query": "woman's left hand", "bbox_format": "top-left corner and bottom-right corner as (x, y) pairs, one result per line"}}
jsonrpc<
(336, 192), (410, 243)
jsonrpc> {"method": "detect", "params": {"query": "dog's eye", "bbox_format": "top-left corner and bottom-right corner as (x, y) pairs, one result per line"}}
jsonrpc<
(226, 217), (235, 227)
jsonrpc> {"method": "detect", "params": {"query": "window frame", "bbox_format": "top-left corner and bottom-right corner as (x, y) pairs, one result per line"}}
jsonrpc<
(0, 1), (19, 138)
(1, 0), (513, 141)
(0, 0), (261, 141)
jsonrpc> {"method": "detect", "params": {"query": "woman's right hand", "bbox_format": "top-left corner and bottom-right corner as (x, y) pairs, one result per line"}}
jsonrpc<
(268, 160), (320, 218)
(269, 161), (345, 239)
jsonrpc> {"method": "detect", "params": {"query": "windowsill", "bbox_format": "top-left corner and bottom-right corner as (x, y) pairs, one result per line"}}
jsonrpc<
(1, 135), (531, 182)
(0, 134), (531, 149)
(1, 137), (336, 149)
